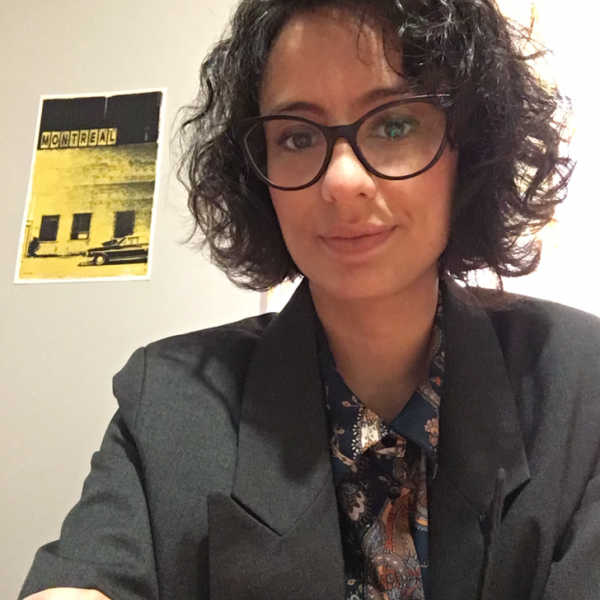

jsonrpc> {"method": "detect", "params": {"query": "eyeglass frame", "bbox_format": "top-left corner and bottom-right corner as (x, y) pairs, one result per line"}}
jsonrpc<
(233, 93), (452, 192)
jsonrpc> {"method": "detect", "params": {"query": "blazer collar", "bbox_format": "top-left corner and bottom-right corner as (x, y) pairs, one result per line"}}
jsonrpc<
(232, 279), (334, 536)
(429, 280), (531, 600)
(439, 279), (531, 514)
(215, 282), (345, 600)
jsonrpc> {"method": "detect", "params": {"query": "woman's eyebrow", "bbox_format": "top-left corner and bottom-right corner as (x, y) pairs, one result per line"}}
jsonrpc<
(267, 101), (326, 117)
(265, 85), (413, 117)
(357, 84), (413, 108)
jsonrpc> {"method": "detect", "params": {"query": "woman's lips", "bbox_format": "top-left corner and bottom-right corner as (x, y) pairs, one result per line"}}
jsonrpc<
(319, 227), (395, 257)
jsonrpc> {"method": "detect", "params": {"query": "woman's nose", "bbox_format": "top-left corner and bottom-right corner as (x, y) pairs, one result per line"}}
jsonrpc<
(320, 139), (377, 203)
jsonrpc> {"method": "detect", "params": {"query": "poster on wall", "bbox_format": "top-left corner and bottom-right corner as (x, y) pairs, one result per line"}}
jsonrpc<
(15, 89), (165, 283)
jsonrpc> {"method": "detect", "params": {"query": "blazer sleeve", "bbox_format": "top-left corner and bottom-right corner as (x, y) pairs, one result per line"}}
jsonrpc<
(542, 468), (600, 599)
(19, 348), (160, 600)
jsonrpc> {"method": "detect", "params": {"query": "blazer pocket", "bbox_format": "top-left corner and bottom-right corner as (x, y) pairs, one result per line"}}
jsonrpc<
(207, 491), (345, 600)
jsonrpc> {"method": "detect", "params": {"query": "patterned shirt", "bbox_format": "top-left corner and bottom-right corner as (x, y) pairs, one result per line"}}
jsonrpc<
(316, 300), (444, 600)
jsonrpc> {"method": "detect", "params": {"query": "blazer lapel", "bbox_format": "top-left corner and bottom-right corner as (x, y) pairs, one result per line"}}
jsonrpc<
(429, 281), (531, 600)
(208, 281), (345, 600)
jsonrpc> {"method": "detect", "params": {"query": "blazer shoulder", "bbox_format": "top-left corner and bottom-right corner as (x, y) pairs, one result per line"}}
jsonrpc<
(486, 295), (600, 420)
(112, 313), (276, 429)
(445, 280), (600, 366)
(489, 294), (600, 357)
(145, 311), (276, 358)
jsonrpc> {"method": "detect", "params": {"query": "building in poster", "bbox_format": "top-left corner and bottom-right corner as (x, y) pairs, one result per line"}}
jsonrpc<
(16, 90), (164, 282)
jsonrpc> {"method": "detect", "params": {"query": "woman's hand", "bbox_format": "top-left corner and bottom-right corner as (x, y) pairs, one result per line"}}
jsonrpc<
(23, 589), (111, 600)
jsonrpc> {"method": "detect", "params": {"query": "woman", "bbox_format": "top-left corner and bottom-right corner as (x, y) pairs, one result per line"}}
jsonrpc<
(21, 0), (599, 599)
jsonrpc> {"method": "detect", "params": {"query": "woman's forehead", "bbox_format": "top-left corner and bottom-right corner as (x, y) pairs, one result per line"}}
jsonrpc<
(270, 8), (399, 65)
(260, 8), (405, 112)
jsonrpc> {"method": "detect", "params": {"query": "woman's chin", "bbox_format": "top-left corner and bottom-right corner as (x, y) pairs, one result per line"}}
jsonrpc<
(306, 264), (440, 308)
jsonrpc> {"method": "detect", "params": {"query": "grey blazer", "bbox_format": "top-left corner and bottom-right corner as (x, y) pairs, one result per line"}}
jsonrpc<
(20, 280), (600, 600)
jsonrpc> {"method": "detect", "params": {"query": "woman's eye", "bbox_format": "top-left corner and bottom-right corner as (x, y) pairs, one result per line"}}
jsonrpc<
(375, 117), (418, 140)
(277, 130), (315, 151)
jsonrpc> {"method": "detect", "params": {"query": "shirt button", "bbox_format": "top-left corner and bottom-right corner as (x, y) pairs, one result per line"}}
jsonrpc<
(381, 435), (396, 448)
(388, 485), (402, 500)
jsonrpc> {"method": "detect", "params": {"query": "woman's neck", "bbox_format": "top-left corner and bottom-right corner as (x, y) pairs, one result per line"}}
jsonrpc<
(311, 278), (439, 422)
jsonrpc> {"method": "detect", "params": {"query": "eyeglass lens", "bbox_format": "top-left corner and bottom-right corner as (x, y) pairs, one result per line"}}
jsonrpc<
(243, 100), (446, 189)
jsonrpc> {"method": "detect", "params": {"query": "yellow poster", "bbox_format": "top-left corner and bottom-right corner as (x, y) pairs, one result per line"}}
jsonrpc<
(15, 90), (165, 283)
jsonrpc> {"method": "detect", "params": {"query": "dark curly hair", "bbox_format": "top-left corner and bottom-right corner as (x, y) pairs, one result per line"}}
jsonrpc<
(179, 0), (574, 291)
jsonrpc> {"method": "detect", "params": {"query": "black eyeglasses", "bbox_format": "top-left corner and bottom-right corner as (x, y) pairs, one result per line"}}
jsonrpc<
(233, 94), (451, 191)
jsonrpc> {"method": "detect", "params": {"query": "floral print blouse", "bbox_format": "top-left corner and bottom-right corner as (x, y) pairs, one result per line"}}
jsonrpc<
(316, 300), (444, 600)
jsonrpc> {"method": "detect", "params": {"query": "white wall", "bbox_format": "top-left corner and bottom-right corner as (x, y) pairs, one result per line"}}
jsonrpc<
(0, 2), (260, 598)
(487, 0), (600, 315)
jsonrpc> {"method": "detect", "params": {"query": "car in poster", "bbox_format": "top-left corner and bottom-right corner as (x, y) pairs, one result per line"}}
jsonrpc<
(86, 236), (149, 265)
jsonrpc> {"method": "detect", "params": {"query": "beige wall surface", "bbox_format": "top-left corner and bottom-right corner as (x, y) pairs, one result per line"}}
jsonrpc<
(0, 1), (259, 598)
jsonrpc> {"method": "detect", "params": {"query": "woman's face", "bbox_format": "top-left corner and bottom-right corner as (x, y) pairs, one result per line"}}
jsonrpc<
(261, 9), (457, 305)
